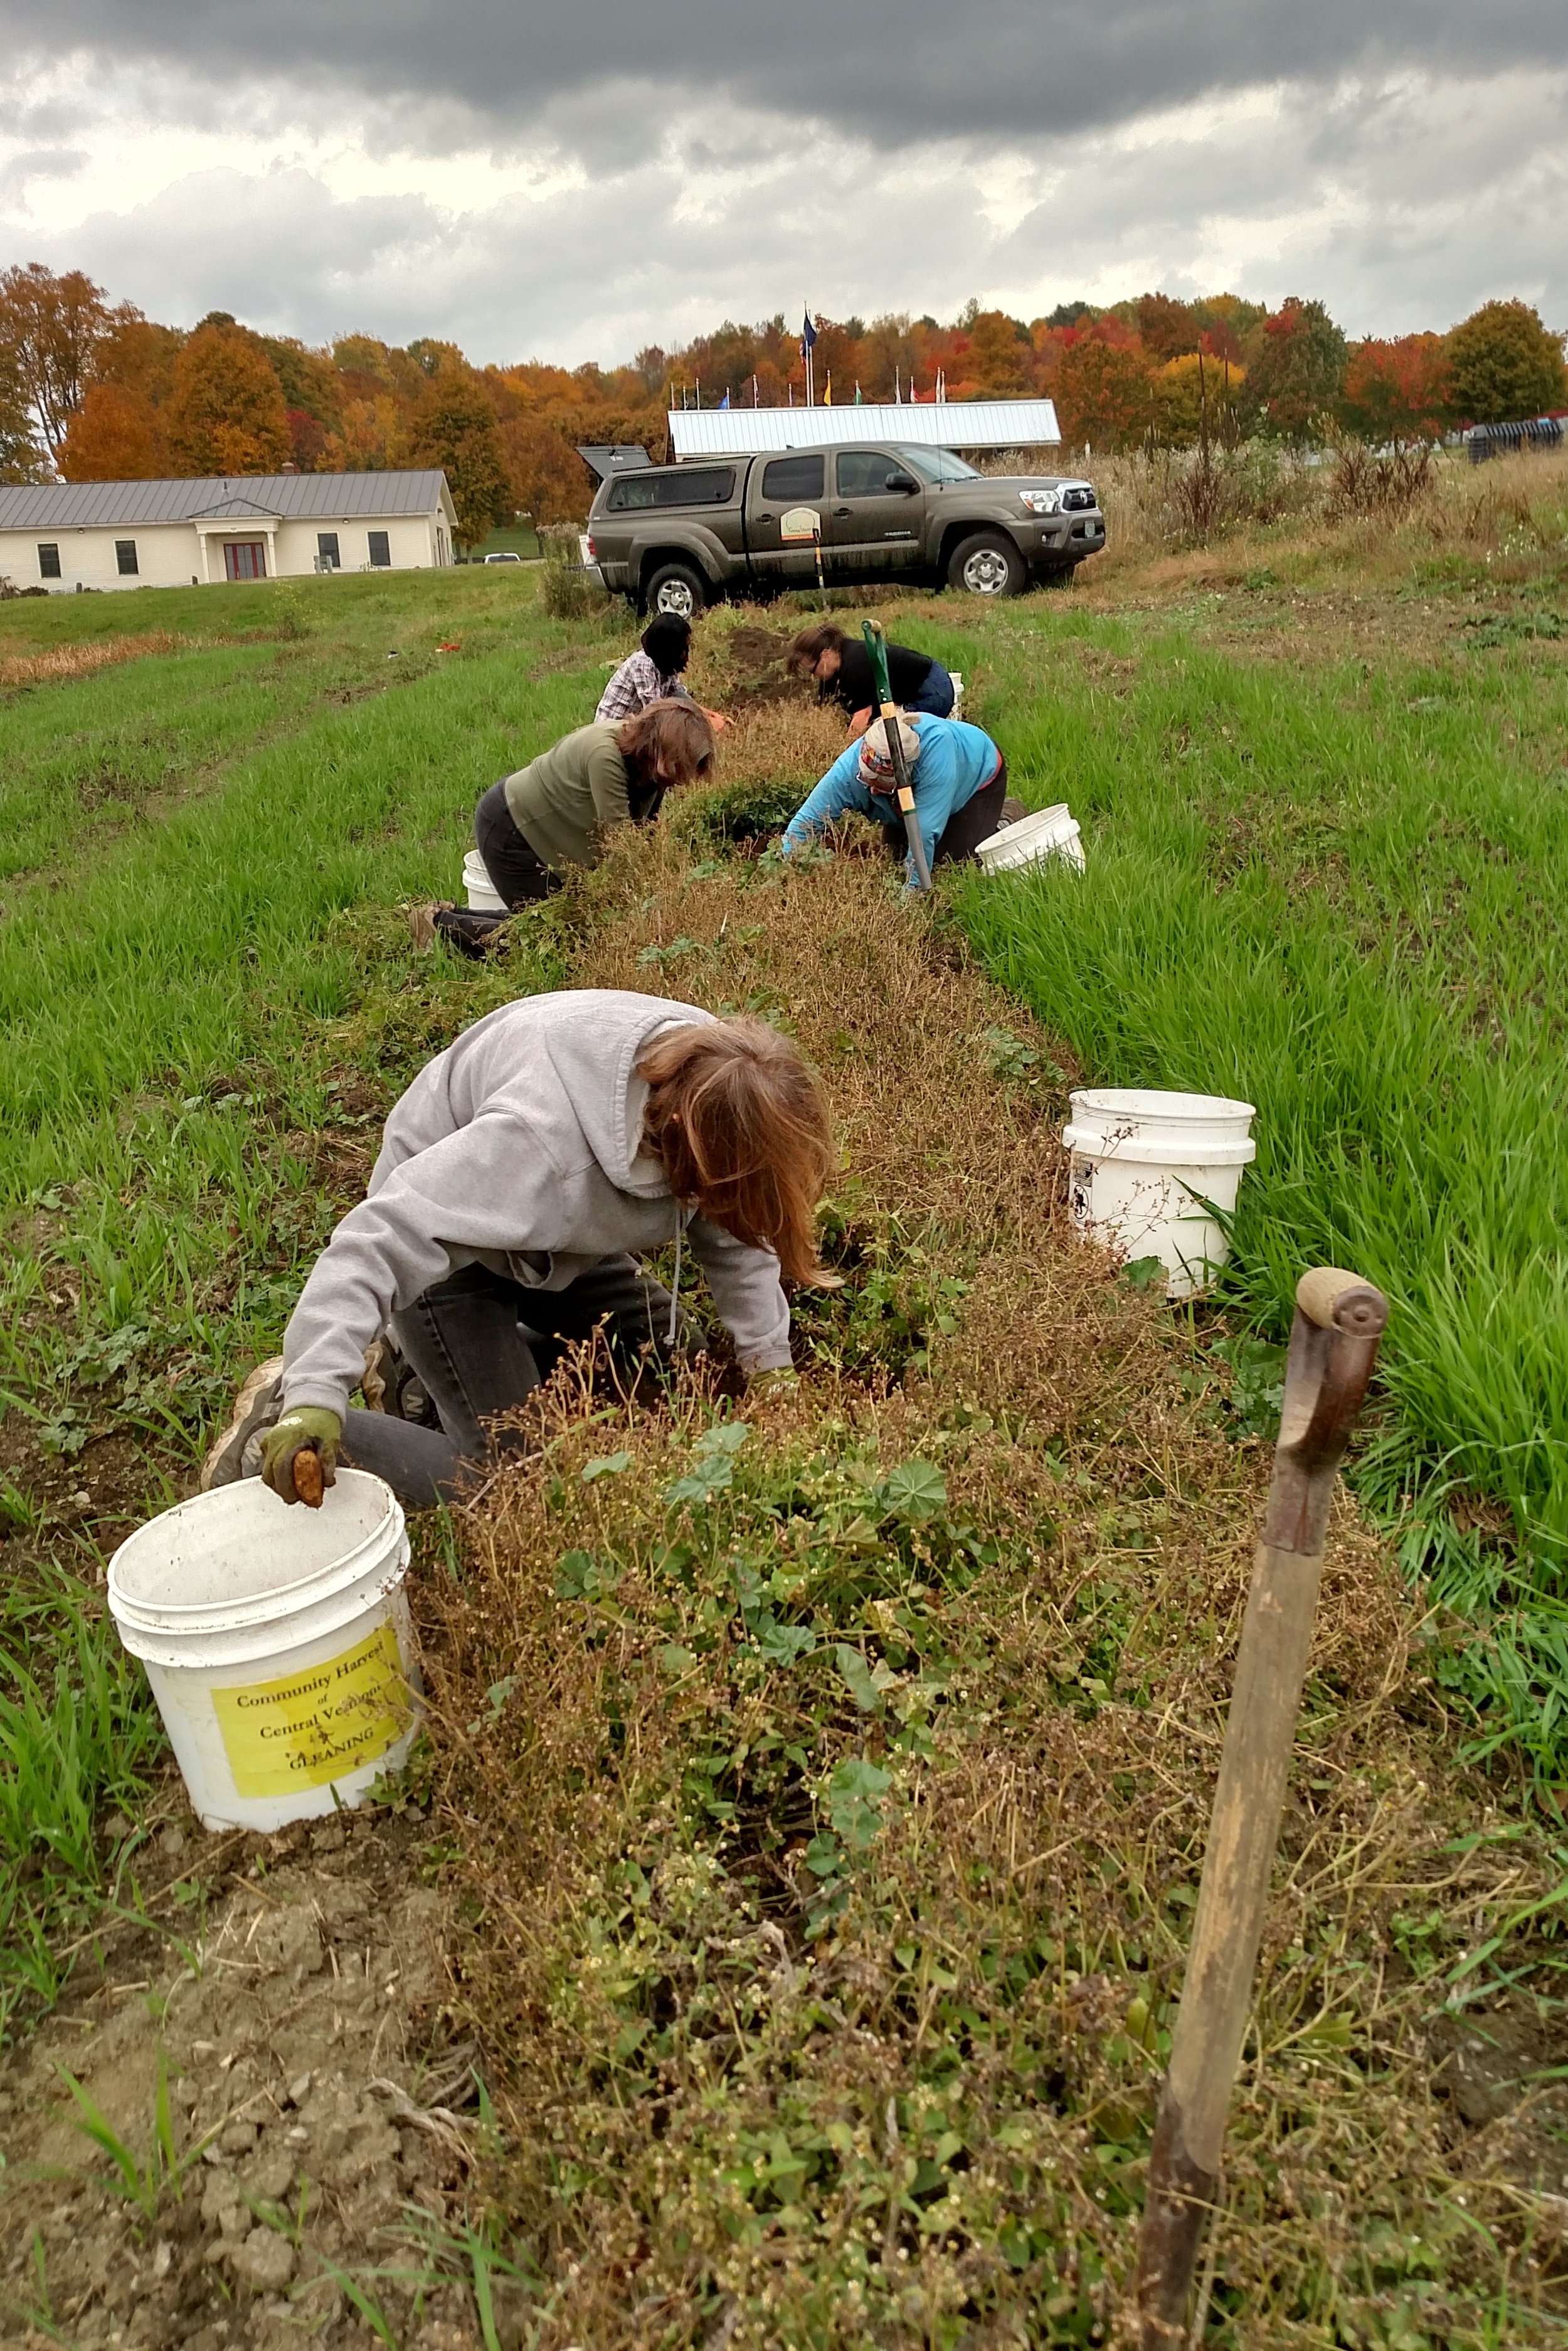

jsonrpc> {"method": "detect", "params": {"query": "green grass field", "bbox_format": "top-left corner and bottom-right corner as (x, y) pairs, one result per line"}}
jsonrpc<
(951, 588), (1568, 1776)
(3, 549), (1566, 1938)
(3, 533), (1568, 2342)
(0, 565), (613, 2018)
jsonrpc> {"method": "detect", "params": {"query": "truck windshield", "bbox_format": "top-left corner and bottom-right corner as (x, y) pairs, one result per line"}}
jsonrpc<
(894, 446), (981, 484)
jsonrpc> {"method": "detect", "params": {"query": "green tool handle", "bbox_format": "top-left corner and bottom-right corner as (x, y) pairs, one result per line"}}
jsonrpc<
(862, 621), (932, 891)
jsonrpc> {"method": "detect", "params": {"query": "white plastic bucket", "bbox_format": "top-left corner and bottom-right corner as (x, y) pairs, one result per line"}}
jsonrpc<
(464, 849), (507, 912)
(975, 802), (1085, 875)
(948, 669), (965, 719)
(107, 1470), (421, 1834)
(1061, 1088), (1257, 1298)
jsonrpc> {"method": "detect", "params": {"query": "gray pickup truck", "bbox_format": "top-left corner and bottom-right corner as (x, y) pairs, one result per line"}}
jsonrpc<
(584, 440), (1105, 617)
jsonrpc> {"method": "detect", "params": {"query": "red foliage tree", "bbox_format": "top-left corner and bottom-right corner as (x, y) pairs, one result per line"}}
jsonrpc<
(287, 408), (329, 470)
(1137, 292), (1200, 361)
(1338, 335), (1451, 443)
(1056, 337), (1152, 450)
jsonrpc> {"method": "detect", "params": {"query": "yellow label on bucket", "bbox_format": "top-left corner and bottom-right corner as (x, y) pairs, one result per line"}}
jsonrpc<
(210, 1621), (411, 1799)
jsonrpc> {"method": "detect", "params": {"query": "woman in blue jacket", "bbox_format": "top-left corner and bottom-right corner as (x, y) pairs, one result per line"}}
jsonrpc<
(781, 711), (1007, 884)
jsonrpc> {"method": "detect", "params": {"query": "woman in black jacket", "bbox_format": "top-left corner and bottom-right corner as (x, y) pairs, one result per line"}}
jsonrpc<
(788, 622), (955, 738)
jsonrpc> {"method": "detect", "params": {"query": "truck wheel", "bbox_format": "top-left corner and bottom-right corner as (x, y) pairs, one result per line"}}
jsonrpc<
(948, 532), (1027, 598)
(644, 562), (707, 620)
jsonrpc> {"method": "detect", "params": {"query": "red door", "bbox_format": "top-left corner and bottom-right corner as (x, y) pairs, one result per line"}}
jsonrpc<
(223, 541), (267, 581)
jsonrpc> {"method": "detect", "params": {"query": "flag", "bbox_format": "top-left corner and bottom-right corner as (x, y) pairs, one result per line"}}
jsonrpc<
(800, 308), (818, 354)
(824, 373), (832, 406)
(719, 389), (730, 409)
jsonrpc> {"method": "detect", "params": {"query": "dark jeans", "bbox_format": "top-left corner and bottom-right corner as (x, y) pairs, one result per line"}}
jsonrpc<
(341, 1256), (692, 1509)
(935, 755), (1007, 864)
(474, 780), (561, 909)
(875, 755), (1008, 868)
(907, 660), (956, 718)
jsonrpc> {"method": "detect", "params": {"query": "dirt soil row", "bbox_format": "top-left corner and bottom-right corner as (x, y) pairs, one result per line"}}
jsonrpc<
(0, 1803), (512, 2350)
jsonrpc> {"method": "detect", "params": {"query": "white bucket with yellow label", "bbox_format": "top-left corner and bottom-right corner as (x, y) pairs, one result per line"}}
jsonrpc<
(107, 1469), (420, 1833)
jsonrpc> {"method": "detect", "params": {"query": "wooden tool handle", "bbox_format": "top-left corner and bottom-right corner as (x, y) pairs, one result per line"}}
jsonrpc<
(1267, 1268), (1389, 1546)
(1135, 1263), (1389, 2345)
(1295, 1266), (1389, 1336)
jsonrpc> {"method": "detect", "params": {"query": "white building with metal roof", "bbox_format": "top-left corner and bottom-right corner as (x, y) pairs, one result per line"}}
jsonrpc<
(0, 470), (458, 593)
(668, 399), (1061, 460)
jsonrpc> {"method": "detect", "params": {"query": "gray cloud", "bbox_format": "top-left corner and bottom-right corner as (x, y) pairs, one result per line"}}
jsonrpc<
(8, 146), (88, 180)
(3, 1), (1567, 147)
(19, 69), (1562, 364)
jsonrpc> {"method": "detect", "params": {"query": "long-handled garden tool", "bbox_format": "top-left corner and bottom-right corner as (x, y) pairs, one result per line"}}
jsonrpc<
(1135, 1264), (1390, 2345)
(862, 618), (933, 891)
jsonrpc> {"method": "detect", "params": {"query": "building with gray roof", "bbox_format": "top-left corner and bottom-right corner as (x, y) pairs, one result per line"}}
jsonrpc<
(0, 470), (458, 592)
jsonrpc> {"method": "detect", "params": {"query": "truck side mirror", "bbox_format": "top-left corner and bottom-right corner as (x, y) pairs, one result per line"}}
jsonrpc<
(885, 470), (919, 493)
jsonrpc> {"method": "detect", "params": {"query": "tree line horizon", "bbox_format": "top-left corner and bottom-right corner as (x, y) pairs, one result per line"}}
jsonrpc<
(2, 265), (1564, 544)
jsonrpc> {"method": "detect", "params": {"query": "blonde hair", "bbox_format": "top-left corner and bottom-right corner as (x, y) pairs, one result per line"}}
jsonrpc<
(637, 1019), (835, 1286)
(615, 698), (715, 784)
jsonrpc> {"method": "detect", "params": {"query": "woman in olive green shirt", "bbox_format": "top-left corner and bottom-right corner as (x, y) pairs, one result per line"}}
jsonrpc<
(474, 700), (716, 906)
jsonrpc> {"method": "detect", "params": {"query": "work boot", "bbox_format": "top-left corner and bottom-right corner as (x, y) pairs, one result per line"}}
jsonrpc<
(1002, 796), (1027, 825)
(199, 1357), (284, 1490)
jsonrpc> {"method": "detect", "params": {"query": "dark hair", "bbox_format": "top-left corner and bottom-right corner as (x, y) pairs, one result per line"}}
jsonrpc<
(638, 1019), (835, 1286)
(641, 613), (692, 674)
(615, 698), (715, 787)
(786, 622), (850, 678)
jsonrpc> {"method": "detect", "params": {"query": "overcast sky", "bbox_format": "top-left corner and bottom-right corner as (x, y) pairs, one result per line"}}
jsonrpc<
(2, 3), (1565, 366)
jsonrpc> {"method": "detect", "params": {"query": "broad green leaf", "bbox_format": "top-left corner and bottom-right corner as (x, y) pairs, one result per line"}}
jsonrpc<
(881, 1460), (947, 1520)
(694, 1421), (750, 1458)
(581, 1450), (632, 1482)
(827, 1756), (893, 1851)
(755, 1620), (815, 1666)
(554, 1550), (605, 1598)
(834, 1643), (894, 1712)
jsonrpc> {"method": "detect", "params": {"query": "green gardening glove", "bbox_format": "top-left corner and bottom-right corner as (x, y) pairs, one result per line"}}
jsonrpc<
(746, 1366), (799, 1397)
(260, 1408), (342, 1507)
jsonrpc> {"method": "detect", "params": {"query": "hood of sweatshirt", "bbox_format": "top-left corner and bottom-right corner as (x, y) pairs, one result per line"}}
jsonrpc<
(527, 987), (709, 1199)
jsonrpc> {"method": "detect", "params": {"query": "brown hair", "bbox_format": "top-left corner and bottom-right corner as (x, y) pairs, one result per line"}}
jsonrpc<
(637, 1019), (835, 1286)
(615, 698), (715, 784)
(786, 622), (850, 678)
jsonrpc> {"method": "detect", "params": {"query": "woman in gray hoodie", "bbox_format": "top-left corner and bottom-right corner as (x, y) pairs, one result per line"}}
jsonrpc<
(203, 991), (833, 1509)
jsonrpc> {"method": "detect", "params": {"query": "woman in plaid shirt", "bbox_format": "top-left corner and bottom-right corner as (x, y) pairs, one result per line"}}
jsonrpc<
(596, 614), (695, 723)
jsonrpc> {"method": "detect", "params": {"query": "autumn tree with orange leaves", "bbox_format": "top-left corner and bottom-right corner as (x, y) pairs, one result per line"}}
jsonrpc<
(1339, 335), (1451, 445)
(164, 322), (292, 475)
(401, 365), (514, 546)
(8, 255), (1568, 533)
(1055, 336), (1152, 451)
(0, 262), (124, 468)
(60, 383), (163, 479)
